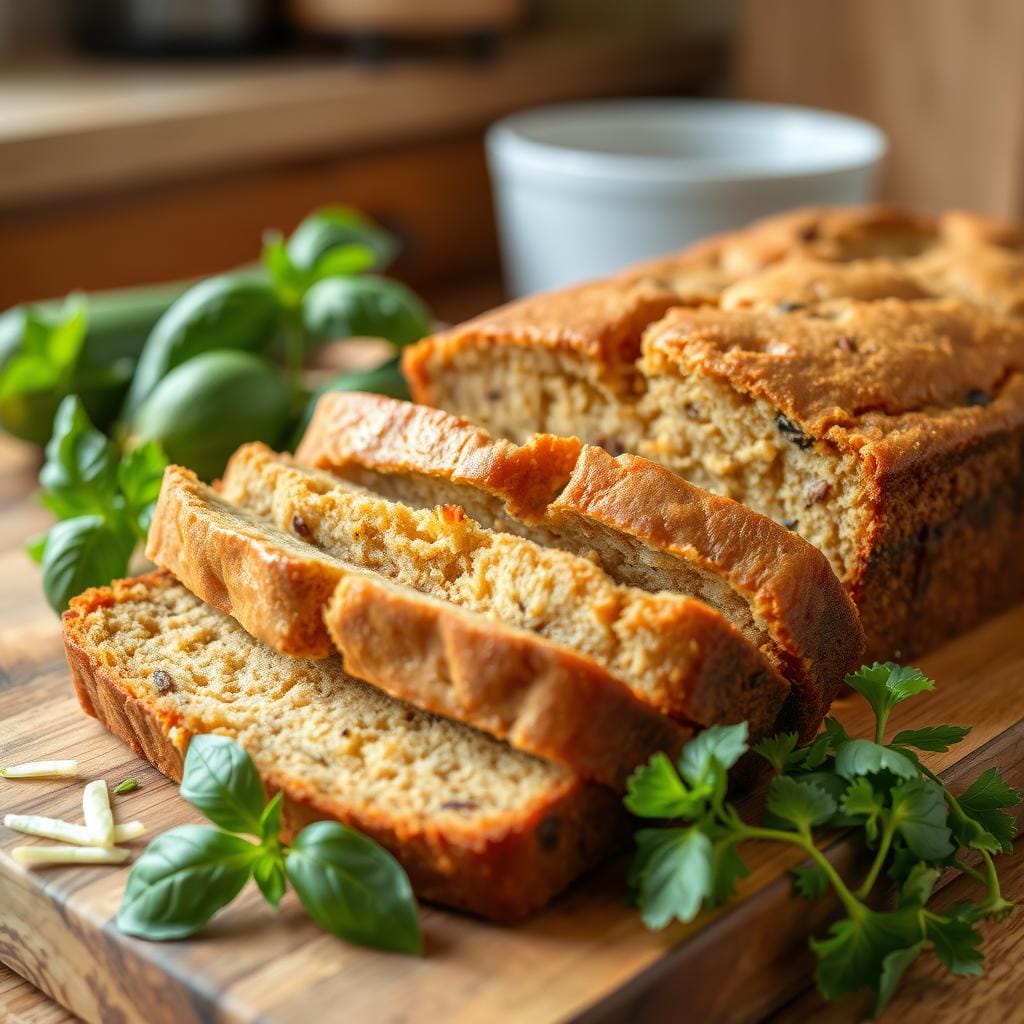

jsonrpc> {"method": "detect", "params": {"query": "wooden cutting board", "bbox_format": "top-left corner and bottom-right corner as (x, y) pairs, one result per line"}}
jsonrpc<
(0, 433), (1022, 1024)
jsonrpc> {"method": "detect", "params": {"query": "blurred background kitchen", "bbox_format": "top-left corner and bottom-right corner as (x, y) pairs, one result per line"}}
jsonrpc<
(3, 0), (1018, 318)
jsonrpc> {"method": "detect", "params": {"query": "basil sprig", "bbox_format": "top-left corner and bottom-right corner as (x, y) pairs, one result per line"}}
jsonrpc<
(118, 734), (423, 954)
(30, 395), (166, 612)
(626, 662), (1020, 1016)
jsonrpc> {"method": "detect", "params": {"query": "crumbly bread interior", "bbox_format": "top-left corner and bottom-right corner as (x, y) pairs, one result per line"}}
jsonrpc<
(636, 372), (866, 579)
(77, 576), (573, 822)
(333, 460), (768, 654)
(416, 342), (860, 582)
(221, 445), (780, 723)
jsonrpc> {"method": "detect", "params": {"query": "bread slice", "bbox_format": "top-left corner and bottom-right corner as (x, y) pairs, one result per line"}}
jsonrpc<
(295, 393), (863, 737)
(217, 443), (791, 738)
(145, 466), (690, 788)
(62, 573), (624, 922)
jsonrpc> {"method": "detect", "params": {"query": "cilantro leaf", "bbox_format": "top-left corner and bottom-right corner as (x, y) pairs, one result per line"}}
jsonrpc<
(823, 716), (852, 749)
(874, 943), (924, 1016)
(952, 768), (1021, 854)
(889, 779), (955, 861)
(846, 663), (934, 735)
(766, 776), (836, 833)
(708, 830), (749, 905)
(786, 730), (833, 772)
(811, 906), (923, 1002)
(625, 752), (707, 820)
(632, 827), (714, 929)
(899, 863), (940, 907)
(890, 725), (972, 752)
(924, 912), (984, 976)
(834, 739), (918, 780)
(840, 776), (882, 843)
(792, 863), (830, 901)
(678, 722), (749, 786)
(753, 732), (798, 774)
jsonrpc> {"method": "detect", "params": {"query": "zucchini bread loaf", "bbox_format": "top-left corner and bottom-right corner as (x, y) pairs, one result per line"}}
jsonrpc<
(404, 207), (1024, 659)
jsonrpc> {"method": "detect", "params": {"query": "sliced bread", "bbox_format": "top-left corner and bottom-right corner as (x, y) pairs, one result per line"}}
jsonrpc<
(145, 466), (690, 788)
(295, 393), (864, 737)
(217, 443), (791, 737)
(62, 573), (624, 922)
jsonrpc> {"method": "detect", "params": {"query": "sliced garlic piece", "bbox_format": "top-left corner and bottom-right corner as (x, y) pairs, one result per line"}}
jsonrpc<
(0, 760), (79, 779)
(11, 845), (131, 866)
(83, 780), (115, 846)
(3, 814), (145, 847)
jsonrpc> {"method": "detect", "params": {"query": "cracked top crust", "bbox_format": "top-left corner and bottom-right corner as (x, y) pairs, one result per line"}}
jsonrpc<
(405, 205), (1024, 474)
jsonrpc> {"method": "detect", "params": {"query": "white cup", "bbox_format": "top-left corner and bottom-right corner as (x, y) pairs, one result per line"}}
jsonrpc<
(486, 99), (887, 297)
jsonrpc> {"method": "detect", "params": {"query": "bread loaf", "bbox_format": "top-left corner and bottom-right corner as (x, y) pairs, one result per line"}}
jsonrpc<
(403, 206), (1024, 660)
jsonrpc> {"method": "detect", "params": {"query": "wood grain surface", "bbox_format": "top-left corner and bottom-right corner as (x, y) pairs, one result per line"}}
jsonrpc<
(0, 431), (1021, 1024)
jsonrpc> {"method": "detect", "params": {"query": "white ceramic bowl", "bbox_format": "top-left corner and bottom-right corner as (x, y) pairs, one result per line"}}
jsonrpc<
(486, 99), (887, 296)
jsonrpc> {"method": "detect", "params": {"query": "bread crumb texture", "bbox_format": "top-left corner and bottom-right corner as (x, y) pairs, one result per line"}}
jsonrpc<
(73, 575), (574, 824)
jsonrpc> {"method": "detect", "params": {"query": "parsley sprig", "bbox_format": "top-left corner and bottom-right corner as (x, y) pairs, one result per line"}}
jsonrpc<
(118, 734), (422, 954)
(625, 663), (1020, 1015)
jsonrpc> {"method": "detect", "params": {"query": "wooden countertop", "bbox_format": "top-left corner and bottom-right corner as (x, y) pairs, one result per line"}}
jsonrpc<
(0, 31), (719, 209)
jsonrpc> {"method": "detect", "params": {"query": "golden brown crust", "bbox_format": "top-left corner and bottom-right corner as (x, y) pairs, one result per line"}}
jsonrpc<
(147, 465), (687, 787)
(62, 574), (625, 923)
(552, 446), (863, 736)
(146, 465), (340, 657)
(296, 394), (581, 520)
(326, 575), (691, 790)
(297, 393), (858, 738)
(403, 205), (1024, 664)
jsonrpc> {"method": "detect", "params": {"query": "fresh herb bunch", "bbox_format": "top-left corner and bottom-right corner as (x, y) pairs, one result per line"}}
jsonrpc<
(118, 734), (422, 955)
(3, 206), (430, 475)
(625, 663), (1020, 1016)
(28, 396), (166, 612)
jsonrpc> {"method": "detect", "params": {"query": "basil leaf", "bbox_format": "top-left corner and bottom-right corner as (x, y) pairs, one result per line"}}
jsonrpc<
(262, 236), (308, 309)
(118, 441), (168, 537)
(260, 791), (284, 844)
(123, 275), (281, 419)
(39, 396), (119, 519)
(285, 821), (422, 954)
(180, 734), (267, 835)
(286, 207), (397, 274)
(302, 275), (430, 348)
(0, 301), (88, 445)
(254, 848), (288, 911)
(25, 532), (47, 565)
(117, 824), (257, 940)
(41, 514), (135, 612)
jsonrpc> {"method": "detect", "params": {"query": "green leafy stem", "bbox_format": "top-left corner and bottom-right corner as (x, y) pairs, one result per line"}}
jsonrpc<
(625, 663), (1020, 1016)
